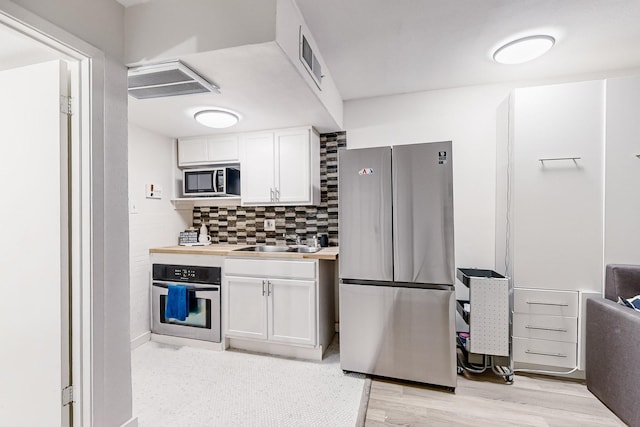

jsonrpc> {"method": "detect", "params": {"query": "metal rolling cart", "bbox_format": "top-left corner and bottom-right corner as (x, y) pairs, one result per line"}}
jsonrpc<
(455, 268), (514, 383)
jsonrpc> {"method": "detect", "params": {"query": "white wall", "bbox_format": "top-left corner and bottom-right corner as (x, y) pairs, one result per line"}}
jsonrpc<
(128, 124), (190, 343)
(5, 1), (133, 426)
(346, 84), (511, 271)
(345, 68), (640, 274)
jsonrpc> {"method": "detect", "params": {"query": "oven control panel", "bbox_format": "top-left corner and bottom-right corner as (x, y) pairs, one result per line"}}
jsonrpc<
(173, 267), (197, 280)
(152, 264), (221, 284)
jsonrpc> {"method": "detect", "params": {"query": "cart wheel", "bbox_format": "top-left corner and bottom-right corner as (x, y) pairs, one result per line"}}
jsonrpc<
(457, 366), (464, 375)
(505, 374), (514, 384)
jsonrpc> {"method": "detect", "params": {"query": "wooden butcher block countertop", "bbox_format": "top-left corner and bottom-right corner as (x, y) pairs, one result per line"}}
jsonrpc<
(149, 244), (339, 260)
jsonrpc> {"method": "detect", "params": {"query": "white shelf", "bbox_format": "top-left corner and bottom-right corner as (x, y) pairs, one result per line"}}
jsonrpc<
(171, 196), (241, 209)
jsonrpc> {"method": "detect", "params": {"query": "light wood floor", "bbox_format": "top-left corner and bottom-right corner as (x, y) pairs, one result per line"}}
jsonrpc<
(365, 371), (624, 426)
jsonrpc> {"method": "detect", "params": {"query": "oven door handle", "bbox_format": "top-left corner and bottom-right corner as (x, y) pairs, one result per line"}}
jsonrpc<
(152, 282), (219, 292)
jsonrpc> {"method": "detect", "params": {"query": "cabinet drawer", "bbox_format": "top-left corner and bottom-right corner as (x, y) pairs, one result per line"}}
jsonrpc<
(513, 313), (577, 343)
(513, 337), (577, 368)
(514, 288), (578, 316)
(224, 258), (316, 280)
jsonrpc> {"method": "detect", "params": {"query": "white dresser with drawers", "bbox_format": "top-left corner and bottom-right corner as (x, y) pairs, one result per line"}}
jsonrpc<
(512, 289), (579, 369)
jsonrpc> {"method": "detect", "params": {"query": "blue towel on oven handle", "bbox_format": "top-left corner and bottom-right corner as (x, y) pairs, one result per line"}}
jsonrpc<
(165, 285), (188, 321)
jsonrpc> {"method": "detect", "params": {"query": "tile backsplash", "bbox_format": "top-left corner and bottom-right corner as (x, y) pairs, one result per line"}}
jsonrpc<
(193, 132), (346, 246)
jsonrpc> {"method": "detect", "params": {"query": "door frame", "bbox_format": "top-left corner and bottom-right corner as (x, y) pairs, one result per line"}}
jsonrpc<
(0, 3), (105, 426)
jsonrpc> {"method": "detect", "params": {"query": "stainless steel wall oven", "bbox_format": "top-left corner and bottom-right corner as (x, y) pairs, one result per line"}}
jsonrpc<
(152, 264), (221, 342)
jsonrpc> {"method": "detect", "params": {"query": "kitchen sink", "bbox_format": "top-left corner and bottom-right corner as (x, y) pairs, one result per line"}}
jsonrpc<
(295, 246), (321, 253)
(233, 245), (321, 253)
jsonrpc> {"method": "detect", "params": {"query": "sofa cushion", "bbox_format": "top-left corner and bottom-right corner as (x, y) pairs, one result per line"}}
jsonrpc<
(605, 264), (640, 301)
(618, 295), (640, 311)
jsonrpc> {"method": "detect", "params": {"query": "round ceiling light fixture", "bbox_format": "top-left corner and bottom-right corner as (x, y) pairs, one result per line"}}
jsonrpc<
(194, 109), (240, 128)
(493, 35), (555, 65)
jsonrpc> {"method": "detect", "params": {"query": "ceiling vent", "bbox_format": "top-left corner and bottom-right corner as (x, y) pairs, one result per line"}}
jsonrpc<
(127, 60), (220, 99)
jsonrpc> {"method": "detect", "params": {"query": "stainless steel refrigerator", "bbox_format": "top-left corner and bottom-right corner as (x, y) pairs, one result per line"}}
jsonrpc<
(338, 141), (456, 389)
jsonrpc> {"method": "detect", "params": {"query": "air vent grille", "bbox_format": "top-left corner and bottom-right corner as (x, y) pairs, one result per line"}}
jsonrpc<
(299, 28), (323, 90)
(127, 60), (219, 99)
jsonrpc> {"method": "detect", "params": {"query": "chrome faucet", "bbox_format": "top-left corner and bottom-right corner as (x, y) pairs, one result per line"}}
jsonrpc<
(283, 234), (302, 246)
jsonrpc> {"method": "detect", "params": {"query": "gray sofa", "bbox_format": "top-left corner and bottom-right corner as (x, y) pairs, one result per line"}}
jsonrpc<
(586, 264), (640, 427)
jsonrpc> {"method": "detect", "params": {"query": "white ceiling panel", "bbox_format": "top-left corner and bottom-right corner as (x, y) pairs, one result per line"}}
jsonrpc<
(295, 0), (640, 100)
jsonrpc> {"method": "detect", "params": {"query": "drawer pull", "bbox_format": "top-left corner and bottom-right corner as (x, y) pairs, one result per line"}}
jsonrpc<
(538, 157), (581, 163)
(525, 350), (567, 358)
(526, 301), (569, 307)
(525, 325), (568, 333)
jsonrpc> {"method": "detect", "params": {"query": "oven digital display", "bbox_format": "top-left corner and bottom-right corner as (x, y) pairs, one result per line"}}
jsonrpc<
(172, 268), (196, 280)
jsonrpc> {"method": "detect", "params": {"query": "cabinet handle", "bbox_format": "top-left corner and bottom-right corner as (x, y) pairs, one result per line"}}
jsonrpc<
(538, 157), (581, 163)
(526, 301), (569, 307)
(270, 188), (274, 202)
(635, 154), (640, 158)
(525, 350), (567, 358)
(275, 188), (280, 202)
(267, 280), (272, 296)
(262, 280), (266, 296)
(525, 325), (568, 333)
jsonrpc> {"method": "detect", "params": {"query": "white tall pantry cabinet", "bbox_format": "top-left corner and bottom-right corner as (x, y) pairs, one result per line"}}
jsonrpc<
(604, 76), (640, 266)
(496, 78), (640, 374)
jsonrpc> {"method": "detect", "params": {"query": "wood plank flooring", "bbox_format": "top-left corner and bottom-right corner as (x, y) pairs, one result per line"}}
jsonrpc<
(365, 372), (624, 426)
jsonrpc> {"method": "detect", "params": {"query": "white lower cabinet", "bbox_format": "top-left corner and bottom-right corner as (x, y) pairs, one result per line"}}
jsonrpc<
(513, 288), (579, 369)
(224, 257), (334, 359)
(226, 275), (316, 346)
(268, 278), (316, 346)
(226, 276), (268, 340)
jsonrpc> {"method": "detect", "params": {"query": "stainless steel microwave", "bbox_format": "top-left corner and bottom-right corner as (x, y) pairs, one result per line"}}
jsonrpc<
(183, 167), (240, 197)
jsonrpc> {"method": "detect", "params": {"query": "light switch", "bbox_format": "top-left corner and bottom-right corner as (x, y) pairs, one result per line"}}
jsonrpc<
(129, 199), (139, 214)
(146, 184), (162, 199)
(264, 219), (276, 231)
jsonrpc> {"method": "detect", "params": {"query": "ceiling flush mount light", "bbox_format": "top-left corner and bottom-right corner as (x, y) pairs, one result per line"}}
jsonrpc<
(194, 109), (240, 129)
(493, 35), (555, 65)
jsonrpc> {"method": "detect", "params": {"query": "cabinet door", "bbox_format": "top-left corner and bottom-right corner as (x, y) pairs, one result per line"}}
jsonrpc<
(225, 276), (267, 340)
(207, 135), (239, 163)
(512, 81), (604, 292)
(605, 76), (640, 265)
(275, 128), (311, 204)
(267, 278), (316, 346)
(240, 132), (275, 204)
(178, 138), (208, 166)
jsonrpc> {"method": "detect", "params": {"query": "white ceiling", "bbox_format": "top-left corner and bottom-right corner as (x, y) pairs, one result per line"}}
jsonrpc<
(295, 0), (640, 100)
(6, 0), (640, 136)
(128, 42), (340, 138)
(117, 0), (640, 137)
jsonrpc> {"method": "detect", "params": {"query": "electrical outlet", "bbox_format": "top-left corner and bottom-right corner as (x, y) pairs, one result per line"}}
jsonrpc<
(264, 219), (276, 231)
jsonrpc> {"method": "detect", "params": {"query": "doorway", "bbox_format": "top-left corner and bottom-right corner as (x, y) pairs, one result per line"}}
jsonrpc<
(0, 16), (94, 427)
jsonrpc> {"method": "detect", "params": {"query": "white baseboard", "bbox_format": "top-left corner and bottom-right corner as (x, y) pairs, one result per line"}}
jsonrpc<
(151, 333), (225, 351)
(120, 416), (138, 427)
(228, 338), (324, 361)
(130, 331), (151, 350)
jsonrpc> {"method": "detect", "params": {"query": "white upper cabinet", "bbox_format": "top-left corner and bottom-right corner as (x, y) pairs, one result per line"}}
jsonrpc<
(510, 81), (604, 292)
(604, 75), (640, 265)
(275, 128), (312, 204)
(239, 132), (276, 204)
(178, 134), (239, 166)
(240, 126), (320, 206)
